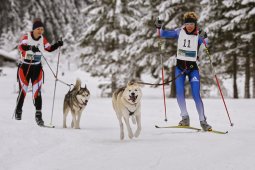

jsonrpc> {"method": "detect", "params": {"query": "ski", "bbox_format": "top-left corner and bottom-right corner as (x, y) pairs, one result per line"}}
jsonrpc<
(40, 124), (55, 128)
(155, 125), (228, 134)
(207, 129), (228, 134)
(155, 125), (201, 131)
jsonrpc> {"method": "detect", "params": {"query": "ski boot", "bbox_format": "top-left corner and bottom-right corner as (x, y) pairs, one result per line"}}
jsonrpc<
(35, 110), (44, 126)
(15, 109), (22, 120)
(178, 116), (190, 126)
(200, 120), (212, 131)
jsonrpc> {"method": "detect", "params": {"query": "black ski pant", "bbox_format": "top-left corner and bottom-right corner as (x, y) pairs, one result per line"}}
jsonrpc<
(16, 62), (43, 112)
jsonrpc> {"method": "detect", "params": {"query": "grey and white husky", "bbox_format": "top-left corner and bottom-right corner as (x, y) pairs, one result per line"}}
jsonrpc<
(112, 82), (142, 140)
(63, 79), (90, 129)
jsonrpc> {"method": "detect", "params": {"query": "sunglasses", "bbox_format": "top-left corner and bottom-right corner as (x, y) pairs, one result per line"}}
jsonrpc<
(185, 23), (195, 26)
(185, 22), (195, 26)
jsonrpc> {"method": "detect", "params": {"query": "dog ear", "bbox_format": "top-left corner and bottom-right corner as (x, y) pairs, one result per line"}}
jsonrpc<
(127, 80), (136, 86)
(74, 79), (81, 91)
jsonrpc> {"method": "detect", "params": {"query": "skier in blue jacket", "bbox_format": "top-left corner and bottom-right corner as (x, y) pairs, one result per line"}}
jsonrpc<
(155, 12), (212, 131)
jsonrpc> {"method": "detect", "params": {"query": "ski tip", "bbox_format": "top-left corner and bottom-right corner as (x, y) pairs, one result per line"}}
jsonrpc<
(208, 129), (229, 134)
(41, 125), (55, 128)
(48, 124), (55, 128)
(219, 131), (228, 134)
(155, 125), (159, 128)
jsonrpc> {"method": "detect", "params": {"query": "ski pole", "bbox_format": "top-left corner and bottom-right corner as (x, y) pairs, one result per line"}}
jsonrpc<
(205, 47), (234, 126)
(157, 28), (167, 122)
(41, 51), (72, 88)
(50, 42), (61, 126)
(41, 53), (56, 78)
(161, 54), (167, 122)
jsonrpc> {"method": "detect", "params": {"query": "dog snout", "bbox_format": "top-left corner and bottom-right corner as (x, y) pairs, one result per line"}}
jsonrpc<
(131, 92), (135, 96)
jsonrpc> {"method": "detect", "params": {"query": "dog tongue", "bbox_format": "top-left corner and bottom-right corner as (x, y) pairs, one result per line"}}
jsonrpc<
(130, 95), (137, 102)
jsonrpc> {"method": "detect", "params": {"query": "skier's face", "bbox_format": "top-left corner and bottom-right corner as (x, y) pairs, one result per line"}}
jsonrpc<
(33, 27), (44, 38)
(185, 23), (195, 33)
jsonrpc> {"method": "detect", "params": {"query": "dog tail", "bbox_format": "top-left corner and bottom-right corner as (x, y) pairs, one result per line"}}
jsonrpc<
(131, 115), (136, 124)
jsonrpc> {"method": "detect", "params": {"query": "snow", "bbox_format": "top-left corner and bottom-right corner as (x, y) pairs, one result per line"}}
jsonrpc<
(248, 7), (255, 16)
(1, 64), (255, 170)
(223, 0), (235, 8)
(241, 32), (255, 41)
(242, 0), (255, 5)
(0, 49), (18, 61)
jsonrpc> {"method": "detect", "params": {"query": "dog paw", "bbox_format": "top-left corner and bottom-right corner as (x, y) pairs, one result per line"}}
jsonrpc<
(134, 131), (140, 138)
(128, 133), (134, 139)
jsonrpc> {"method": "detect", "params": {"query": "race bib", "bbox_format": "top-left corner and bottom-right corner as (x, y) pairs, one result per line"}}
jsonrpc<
(25, 54), (42, 61)
(34, 55), (42, 61)
(25, 54), (34, 60)
(178, 49), (196, 58)
(177, 28), (198, 61)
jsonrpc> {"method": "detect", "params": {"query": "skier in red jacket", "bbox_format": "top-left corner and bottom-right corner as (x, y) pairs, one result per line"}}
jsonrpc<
(15, 18), (63, 126)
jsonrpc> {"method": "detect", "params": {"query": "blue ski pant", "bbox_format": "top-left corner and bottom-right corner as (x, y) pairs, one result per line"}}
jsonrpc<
(175, 66), (206, 121)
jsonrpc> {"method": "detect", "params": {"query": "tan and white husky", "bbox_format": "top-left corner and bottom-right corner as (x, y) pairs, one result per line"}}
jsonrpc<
(112, 82), (142, 140)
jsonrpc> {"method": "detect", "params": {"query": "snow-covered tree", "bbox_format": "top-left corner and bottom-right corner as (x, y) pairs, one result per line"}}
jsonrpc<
(79, 0), (146, 96)
(201, 0), (255, 98)
(200, 0), (238, 98)
(222, 0), (255, 98)
(0, 0), (86, 51)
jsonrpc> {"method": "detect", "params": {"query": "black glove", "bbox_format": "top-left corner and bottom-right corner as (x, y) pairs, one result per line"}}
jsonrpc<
(199, 29), (208, 39)
(155, 18), (163, 29)
(51, 40), (63, 51)
(56, 40), (63, 47)
(30, 45), (40, 53)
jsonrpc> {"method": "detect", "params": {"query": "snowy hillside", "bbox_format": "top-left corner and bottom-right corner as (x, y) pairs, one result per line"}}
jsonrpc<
(0, 64), (255, 170)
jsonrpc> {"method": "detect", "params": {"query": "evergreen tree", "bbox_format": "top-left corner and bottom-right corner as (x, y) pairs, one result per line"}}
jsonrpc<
(79, 0), (145, 96)
(222, 0), (255, 98)
(0, 0), (86, 50)
(200, 0), (239, 98)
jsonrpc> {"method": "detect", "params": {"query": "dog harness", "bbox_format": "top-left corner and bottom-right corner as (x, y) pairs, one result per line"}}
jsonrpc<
(128, 110), (135, 116)
(124, 101), (137, 116)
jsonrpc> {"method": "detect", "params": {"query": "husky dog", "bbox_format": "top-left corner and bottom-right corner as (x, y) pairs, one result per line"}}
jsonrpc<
(63, 79), (90, 129)
(112, 82), (142, 140)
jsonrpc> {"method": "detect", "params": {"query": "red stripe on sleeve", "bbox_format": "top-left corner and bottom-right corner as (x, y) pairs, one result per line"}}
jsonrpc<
(43, 37), (52, 51)
(18, 34), (29, 58)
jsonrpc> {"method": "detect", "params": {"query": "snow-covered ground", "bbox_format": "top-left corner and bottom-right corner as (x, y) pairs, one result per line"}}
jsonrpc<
(0, 62), (255, 170)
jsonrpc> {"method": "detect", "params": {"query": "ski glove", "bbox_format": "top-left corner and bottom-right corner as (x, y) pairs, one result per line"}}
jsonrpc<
(155, 18), (163, 29)
(56, 40), (63, 47)
(30, 45), (40, 53)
